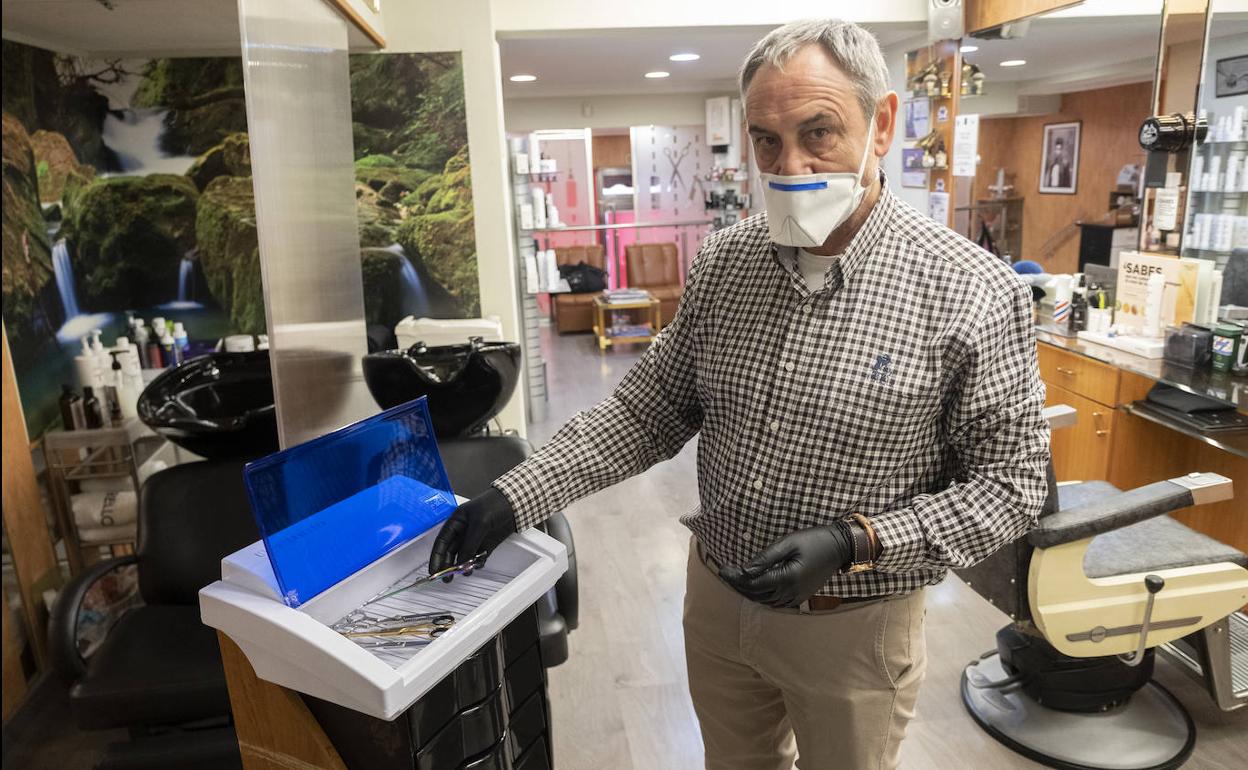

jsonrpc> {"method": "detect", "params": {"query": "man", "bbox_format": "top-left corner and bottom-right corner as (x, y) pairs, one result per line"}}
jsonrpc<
(431, 19), (1049, 770)
(1047, 136), (1072, 188)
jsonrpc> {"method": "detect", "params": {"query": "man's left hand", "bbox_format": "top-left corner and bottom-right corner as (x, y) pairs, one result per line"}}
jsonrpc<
(719, 524), (853, 608)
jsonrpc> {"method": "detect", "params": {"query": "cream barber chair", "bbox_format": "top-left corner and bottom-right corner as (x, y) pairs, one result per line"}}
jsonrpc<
(959, 405), (1248, 770)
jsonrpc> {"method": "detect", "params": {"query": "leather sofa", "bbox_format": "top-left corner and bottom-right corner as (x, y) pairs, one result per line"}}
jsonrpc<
(551, 244), (606, 334)
(624, 242), (683, 326)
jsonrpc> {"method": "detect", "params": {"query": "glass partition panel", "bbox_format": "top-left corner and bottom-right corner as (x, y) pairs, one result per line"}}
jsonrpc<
(238, 0), (374, 448)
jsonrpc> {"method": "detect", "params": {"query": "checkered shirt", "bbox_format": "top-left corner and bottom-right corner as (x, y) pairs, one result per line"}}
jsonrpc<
(495, 183), (1050, 597)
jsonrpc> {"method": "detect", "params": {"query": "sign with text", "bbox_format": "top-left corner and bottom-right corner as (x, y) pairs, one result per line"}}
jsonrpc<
(952, 114), (979, 177)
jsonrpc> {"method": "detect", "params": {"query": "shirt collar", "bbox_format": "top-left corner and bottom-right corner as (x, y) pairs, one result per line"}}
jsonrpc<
(772, 172), (897, 291)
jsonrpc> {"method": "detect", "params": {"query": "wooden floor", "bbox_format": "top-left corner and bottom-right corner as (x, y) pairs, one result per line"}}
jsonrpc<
(534, 325), (1248, 770)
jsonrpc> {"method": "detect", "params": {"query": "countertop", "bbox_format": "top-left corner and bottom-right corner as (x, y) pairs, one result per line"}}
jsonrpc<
(1035, 324), (1248, 412)
(1036, 324), (1248, 458)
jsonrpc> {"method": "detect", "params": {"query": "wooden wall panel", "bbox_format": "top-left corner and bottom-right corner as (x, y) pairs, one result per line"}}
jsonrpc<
(1, 324), (60, 668)
(591, 134), (631, 170)
(972, 81), (1152, 274)
(966, 0), (1083, 35)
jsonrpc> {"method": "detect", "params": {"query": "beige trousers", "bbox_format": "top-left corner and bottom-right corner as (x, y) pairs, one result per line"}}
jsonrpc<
(683, 540), (927, 770)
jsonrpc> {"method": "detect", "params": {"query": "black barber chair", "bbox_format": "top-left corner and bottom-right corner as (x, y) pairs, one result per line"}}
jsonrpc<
(49, 460), (257, 770)
(363, 337), (578, 667)
(957, 406), (1246, 770)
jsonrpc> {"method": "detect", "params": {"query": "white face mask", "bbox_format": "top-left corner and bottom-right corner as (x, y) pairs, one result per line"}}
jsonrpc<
(760, 124), (876, 248)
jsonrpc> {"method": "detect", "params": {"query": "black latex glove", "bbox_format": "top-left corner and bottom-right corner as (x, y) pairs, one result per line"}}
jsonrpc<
(719, 523), (854, 608)
(428, 487), (517, 581)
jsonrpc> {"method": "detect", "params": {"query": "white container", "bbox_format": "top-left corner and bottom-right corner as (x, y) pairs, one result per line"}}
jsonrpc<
(513, 151), (530, 175)
(394, 316), (503, 348)
(200, 527), (567, 720)
(1153, 173), (1181, 231)
(539, 158), (556, 174)
(224, 334), (256, 353)
(531, 187), (546, 229)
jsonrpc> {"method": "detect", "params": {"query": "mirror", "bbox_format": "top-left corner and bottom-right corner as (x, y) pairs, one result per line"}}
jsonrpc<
(1180, 0), (1248, 303)
(957, 5), (1165, 274)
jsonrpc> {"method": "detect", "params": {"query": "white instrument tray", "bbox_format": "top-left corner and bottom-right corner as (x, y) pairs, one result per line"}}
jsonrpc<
(200, 527), (567, 720)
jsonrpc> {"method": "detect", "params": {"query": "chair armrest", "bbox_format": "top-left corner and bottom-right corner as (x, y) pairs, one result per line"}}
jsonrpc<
(47, 555), (139, 683)
(1029, 473), (1232, 549)
(1043, 404), (1077, 430)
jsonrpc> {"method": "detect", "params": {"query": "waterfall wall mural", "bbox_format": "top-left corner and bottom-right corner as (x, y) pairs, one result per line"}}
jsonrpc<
(2, 41), (478, 437)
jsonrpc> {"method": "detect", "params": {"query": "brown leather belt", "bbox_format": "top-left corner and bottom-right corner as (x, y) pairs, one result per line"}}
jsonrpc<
(697, 539), (882, 612)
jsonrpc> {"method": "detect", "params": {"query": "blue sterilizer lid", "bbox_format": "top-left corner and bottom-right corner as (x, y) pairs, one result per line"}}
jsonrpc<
(242, 397), (458, 607)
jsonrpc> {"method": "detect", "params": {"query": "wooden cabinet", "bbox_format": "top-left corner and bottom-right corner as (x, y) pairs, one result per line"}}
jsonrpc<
(1045, 382), (1116, 482)
(1037, 344), (1120, 406)
(1039, 342), (1248, 555)
(591, 135), (630, 170)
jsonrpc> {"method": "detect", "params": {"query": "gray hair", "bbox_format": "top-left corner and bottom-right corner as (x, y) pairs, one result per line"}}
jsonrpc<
(739, 19), (890, 120)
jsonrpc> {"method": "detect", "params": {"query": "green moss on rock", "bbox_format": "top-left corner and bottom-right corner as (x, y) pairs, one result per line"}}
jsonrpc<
(60, 173), (198, 310)
(186, 132), (250, 191)
(196, 176), (264, 334)
(30, 129), (94, 202)
(360, 248), (404, 327)
(2, 112), (56, 363)
(133, 58), (248, 156)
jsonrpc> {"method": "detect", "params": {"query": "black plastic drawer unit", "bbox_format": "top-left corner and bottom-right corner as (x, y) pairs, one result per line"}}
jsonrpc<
(305, 605), (553, 770)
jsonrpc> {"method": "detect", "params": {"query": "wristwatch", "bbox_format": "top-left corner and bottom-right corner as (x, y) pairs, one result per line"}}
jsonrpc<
(840, 513), (878, 574)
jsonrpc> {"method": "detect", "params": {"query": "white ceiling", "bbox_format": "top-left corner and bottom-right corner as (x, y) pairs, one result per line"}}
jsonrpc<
(498, 24), (926, 99)
(0, 0), (378, 57)
(497, 13), (1185, 101)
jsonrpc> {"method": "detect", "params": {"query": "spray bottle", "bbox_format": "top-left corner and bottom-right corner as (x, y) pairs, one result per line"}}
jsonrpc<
(82, 386), (104, 429)
(59, 384), (85, 431)
(132, 319), (151, 368)
(104, 353), (124, 426)
(161, 327), (179, 366)
(74, 336), (100, 390)
(172, 322), (189, 360)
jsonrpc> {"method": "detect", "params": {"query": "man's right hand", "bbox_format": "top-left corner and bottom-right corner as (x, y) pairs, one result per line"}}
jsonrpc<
(428, 487), (517, 581)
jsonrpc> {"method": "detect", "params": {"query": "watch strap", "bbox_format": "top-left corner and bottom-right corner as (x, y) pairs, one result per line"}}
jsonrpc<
(840, 514), (875, 574)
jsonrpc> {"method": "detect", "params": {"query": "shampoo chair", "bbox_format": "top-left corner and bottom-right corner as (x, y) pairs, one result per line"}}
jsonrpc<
(957, 405), (1247, 769)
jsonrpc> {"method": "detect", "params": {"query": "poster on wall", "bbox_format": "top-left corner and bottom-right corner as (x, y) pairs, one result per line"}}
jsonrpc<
(903, 99), (929, 141)
(951, 114), (979, 177)
(901, 148), (927, 188)
(1039, 121), (1081, 194)
(1214, 55), (1248, 98)
(1, 41), (477, 437)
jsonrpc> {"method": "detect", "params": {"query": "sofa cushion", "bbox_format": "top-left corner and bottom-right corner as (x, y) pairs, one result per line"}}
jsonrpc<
(625, 243), (679, 288)
(554, 292), (600, 307)
(554, 245), (605, 271)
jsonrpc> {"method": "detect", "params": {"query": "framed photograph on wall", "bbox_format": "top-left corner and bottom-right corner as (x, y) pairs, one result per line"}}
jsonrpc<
(903, 99), (930, 141)
(901, 148), (927, 187)
(1214, 55), (1248, 98)
(1039, 121), (1081, 195)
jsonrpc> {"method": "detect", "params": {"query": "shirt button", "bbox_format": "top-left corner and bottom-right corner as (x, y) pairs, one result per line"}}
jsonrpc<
(752, 478), (763, 491)
(802, 303), (813, 314)
(743, 532), (754, 543)
(768, 420), (780, 432)
(783, 361), (795, 373)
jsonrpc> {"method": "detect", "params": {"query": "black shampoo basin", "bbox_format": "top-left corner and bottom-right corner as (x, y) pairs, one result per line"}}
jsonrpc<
(137, 352), (279, 460)
(362, 338), (520, 437)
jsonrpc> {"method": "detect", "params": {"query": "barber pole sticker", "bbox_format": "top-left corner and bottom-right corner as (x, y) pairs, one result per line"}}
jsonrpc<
(1054, 299), (1070, 324)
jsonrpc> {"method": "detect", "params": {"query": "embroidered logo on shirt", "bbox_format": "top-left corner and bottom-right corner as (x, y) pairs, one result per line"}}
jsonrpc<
(870, 354), (893, 384)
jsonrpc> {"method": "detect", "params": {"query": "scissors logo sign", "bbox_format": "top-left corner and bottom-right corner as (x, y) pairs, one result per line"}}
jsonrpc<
(665, 141), (692, 193)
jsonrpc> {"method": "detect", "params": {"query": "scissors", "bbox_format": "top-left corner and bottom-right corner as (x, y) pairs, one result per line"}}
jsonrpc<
(341, 616), (455, 640)
(664, 142), (692, 192)
(362, 552), (489, 606)
(334, 611), (454, 635)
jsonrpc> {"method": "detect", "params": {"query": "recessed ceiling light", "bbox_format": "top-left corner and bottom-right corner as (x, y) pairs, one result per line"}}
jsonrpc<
(669, 53), (700, 62)
(960, 45), (979, 53)
(645, 71), (671, 79)
(509, 74), (537, 82)
(999, 59), (1026, 67)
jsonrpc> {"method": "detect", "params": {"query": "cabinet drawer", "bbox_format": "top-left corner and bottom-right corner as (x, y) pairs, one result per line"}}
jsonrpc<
(1038, 344), (1120, 406)
(1045, 383), (1115, 483)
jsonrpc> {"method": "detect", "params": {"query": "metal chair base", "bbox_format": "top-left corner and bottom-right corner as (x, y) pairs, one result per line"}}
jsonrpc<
(961, 651), (1195, 770)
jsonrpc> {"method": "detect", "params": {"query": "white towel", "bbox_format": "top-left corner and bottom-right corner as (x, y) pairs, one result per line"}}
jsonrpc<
(72, 490), (137, 529)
